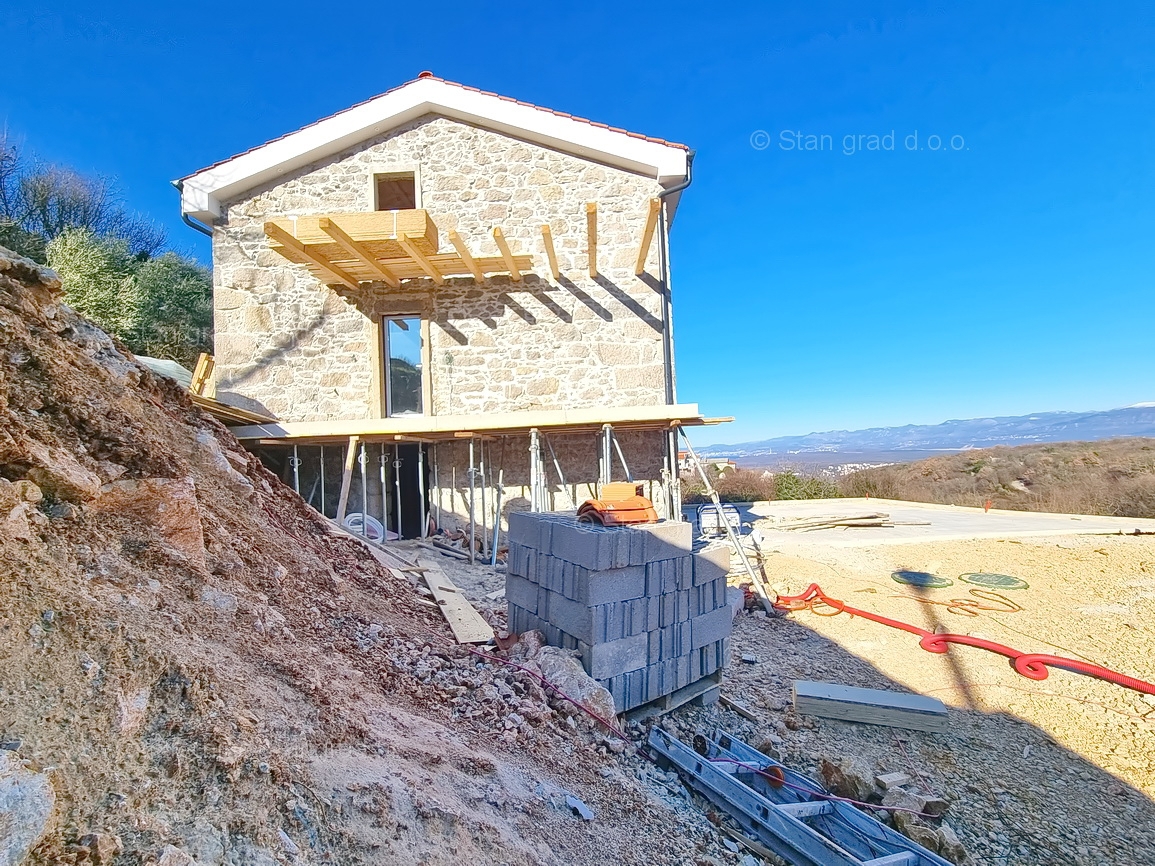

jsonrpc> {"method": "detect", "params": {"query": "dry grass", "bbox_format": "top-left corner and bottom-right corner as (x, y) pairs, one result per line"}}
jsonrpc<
(841, 437), (1155, 517)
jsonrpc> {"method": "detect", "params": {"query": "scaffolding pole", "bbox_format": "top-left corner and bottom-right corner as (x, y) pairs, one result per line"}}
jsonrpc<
(479, 438), (488, 558)
(417, 444), (427, 539)
(542, 432), (574, 510)
(319, 445), (327, 517)
(490, 437), (507, 567)
(611, 430), (633, 483)
(392, 446), (403, 540)
(291, 444), (301, 494)
(468, 437), (477, 564)
(432, 444), (440, 533)
(678, 427), (774, 611)
(528, 428), (541, 512)
(358, 442), (368, 537)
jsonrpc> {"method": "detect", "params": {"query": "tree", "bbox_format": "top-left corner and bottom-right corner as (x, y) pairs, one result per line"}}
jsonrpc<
(0, 132), (165, 262)
(47, 228), (212, 366)
(46, 229), (141, 336)
(133, 251), (213, 363)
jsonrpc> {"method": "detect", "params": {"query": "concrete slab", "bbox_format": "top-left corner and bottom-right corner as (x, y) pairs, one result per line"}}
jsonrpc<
(749, 497), (1155, 548)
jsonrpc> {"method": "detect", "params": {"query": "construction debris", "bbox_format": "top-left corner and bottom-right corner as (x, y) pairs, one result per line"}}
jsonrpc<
(419, 557), (494, 644)
(793, 681), (949, 733)
(768, 512), (933, 531)
(648, 727), (954, 866)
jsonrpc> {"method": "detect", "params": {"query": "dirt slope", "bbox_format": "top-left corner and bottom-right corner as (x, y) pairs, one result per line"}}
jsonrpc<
(0, 247), (722, 865)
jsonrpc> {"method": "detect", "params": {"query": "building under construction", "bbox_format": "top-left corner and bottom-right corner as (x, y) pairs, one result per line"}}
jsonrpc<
(176, 72), (726, 545)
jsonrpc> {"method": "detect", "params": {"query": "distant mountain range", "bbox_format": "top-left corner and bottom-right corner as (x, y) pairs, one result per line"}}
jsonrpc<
(700, 404), (1155, 458)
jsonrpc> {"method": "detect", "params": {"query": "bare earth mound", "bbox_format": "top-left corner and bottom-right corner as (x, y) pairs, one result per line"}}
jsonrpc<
(0, 247), (727, 865)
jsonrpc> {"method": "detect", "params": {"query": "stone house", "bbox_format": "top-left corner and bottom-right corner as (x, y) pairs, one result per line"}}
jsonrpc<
(176, 73), (722, 543)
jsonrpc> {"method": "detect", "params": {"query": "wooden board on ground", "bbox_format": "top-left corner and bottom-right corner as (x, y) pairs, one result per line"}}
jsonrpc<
(793, 680), (948, 733)
(418, 556), (493, 644)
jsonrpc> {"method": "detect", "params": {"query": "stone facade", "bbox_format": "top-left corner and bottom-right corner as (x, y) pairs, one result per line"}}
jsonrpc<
(210, 114), (672, 420)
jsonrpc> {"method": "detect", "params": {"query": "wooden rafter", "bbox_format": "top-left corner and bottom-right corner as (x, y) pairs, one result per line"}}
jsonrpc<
(492, 227), (522, 281)
(585, 202), (598, 278)
(264, 222), (358, 289)
(397, 232), (445, 285)
(540, 225), (560, 279)
(317, 218), (400, 288)
(447, 230), (485, 282)
(634, 197), (661, 275)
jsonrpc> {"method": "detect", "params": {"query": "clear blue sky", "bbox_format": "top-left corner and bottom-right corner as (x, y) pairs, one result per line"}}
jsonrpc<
(4, 2), (1152, 444)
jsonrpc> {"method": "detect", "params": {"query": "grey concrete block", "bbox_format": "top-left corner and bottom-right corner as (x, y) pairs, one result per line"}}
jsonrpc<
(505, 574), (539, 615)
(644, 556), (693, 595)
(693, 545), (730, 586)
(577, 631), (648, 679)
(691, 576), (730, 617)
(574, 565), (647, 606)
(690, 605), (733, 651)
(507, 510), (546, 551)
(507, 542), (528, 578)
(648, 621), (690, 661)
(633, 520), (694, 563)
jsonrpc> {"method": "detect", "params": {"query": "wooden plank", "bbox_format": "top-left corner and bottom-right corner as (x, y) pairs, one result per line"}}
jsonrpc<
(447, 230), (485, 282)
(264, 222), (359, 289)
(266, 210), (437, 258)
(419, 556), (494, 644)
(719, 694), (759, 722)
(585, 202), (598, 278)
(396, 232), (445, 285)
(792, 681), (948, 733)
(716, 825), (778, 864)
(317, 217), (400, 287)
(540, 225), (560, 279)
(229, 403), (710, 441)
(189, 352), (214, 396)
(285, 251), (534, 284)
(491, 227), (522, 281)
(634, 197), (661, 275)
(188, 393), (275, 425)
(335, 436), (360, 524)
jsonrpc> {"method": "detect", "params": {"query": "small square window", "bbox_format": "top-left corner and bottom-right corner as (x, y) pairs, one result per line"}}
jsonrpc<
(375, 173), (417, 210)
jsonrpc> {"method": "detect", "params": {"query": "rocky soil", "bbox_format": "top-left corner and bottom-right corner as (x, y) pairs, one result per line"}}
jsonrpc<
(435, 528), (1155, 866)
(6, 241), (1153, 866)
(0, 246), (735, 866)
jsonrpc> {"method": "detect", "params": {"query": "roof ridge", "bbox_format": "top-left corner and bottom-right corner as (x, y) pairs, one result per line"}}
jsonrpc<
(180, 74), (689, 182)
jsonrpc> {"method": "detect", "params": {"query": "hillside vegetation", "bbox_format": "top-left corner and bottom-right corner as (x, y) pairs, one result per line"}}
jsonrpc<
(842, 437), (1155, 518)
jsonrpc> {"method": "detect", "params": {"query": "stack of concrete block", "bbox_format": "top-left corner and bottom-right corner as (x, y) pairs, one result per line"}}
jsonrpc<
(506, 511), (732, 713)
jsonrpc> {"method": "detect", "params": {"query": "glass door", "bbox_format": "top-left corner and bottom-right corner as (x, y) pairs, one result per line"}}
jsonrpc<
(383, 316), (423, 416)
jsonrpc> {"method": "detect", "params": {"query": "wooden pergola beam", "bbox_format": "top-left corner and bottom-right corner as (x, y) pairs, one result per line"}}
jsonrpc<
(492, 227), (522, 281)
(585, 202), (598, 278)
(540, 225), (560, 279)
(634, 197), (661, 275)
(397, 232), (445, 285)
(265, 221), (359, 289)
(317, 217), (400, 288)
(447, 230), (485, 282)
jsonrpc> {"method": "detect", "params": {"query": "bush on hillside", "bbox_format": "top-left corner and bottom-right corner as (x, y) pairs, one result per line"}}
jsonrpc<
(839, 438), (1155, 518)
(683, 467), (842, 504)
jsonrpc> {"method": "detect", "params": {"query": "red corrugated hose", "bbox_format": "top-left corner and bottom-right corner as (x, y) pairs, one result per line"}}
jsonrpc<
(774, 583), (1155, 696)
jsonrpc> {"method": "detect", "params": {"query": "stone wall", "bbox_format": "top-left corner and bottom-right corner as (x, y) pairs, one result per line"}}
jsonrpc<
(210, 114), (672, 421)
